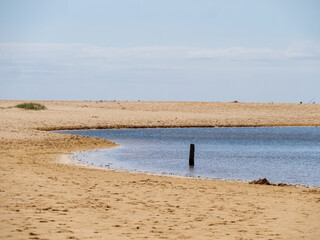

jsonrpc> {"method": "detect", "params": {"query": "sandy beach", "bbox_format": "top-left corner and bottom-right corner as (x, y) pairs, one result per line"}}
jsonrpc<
(1, 100), (320, 240)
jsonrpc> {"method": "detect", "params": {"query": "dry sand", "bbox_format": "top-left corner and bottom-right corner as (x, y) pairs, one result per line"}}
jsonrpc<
(0, 100), (320, 240)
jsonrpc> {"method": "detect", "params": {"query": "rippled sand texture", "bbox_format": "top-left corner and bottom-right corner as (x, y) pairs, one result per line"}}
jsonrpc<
(1, 100), (320, 239)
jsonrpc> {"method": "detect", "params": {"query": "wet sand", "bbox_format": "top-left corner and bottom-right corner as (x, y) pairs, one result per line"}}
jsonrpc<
(1, 100), (320, 239)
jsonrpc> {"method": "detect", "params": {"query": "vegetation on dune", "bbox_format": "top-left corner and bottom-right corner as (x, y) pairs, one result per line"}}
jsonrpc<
(15, 102), (47, 110)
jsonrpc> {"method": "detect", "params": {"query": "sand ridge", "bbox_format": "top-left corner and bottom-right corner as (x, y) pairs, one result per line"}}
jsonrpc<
(1, 100), (320, 239)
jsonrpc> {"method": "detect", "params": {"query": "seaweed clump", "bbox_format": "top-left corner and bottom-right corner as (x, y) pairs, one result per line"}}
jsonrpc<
(249, 178), (290, 187)
(249, 178), (271, 185)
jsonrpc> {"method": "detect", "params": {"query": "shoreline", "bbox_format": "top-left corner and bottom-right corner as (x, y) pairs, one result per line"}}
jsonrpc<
(45, 124), (320, 132)
(1, 100), (320, 239)
(61, 149), (319, 189)
(59, 152), (253, 184)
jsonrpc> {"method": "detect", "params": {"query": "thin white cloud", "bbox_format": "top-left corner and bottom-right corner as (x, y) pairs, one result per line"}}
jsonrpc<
(0, 41), (319, 78)
(284, 41), (320, 59)
(1, 41), (320, 60)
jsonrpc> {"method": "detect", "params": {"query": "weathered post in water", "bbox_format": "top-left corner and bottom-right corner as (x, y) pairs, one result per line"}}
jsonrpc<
(189, 144), (195, 166)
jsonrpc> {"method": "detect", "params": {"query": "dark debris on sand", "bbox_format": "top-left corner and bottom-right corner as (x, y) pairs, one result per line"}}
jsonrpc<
(249, 178), (289, 186)
(250, 178), (271, 185)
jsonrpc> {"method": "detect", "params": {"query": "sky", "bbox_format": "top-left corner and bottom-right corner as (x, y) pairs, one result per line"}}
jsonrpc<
(0, 0), (320, 102)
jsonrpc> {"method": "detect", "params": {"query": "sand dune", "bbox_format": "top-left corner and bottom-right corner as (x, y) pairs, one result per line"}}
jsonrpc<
(0, 100), (319, 239)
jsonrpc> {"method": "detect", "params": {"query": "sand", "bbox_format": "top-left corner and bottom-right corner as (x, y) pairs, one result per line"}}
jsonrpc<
(0, 100), (319, 240)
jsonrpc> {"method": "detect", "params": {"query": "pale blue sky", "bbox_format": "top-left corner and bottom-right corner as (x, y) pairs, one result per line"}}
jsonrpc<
(1, 0), (319, 102)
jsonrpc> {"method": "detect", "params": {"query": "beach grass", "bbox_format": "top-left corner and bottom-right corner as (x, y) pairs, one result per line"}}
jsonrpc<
(15, 102), (47, 110)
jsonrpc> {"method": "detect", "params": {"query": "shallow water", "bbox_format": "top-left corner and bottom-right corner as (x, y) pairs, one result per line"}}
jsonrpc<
(59, 127), (320, 187)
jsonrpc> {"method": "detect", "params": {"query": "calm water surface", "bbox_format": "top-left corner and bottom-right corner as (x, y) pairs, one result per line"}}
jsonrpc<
(59, 127), (320, 187)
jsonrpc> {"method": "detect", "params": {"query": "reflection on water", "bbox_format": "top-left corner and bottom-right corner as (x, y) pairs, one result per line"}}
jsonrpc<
(59, 127), (320, 187)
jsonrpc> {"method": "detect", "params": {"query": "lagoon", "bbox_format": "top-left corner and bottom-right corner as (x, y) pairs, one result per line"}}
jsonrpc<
(59, 127), (320, 187)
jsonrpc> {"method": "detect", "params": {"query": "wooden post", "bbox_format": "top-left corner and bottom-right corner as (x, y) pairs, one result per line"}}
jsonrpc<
(189, 144), (195, 166)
